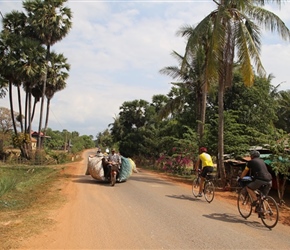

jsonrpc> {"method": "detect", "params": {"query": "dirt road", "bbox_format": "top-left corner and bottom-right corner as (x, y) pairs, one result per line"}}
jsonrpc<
(17, 149), (290, 249)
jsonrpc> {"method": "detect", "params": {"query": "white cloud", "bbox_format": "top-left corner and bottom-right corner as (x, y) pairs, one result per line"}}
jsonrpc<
(0, 1), (290, 136)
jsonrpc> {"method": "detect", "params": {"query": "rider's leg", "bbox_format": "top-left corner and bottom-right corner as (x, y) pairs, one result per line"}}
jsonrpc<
(198, 167), (208, 195)
(105, 164), (111, 178)
(261, 180), (272, 197)
(246, 179), (264, 206)
(246, 186), (257, 205)
(199, 176), (205, 194)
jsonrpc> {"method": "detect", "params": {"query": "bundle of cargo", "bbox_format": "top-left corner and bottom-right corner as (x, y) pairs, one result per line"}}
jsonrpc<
(86, 153), (136, 183)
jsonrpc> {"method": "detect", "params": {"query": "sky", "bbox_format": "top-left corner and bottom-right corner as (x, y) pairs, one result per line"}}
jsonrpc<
(0, 0), (290, 137)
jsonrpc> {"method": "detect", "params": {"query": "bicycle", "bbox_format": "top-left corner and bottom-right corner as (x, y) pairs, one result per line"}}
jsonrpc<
(237, 176), (279, 229)
(192, 169), (215, 203)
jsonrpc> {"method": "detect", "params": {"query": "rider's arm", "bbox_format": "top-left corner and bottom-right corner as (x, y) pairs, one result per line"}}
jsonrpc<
(240, 166), (249, 179)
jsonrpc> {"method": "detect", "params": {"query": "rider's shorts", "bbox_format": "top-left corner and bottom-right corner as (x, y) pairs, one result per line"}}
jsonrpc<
(247, 179), (272, 196)
(201, 166), (213, 178)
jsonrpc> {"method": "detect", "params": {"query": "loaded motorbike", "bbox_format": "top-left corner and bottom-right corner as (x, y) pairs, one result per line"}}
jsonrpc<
(102, 158), (120, 186)
(86, 151), (137, 186)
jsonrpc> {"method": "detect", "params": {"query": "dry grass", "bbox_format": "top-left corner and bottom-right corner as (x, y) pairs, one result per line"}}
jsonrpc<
(0, 165), (67, 250)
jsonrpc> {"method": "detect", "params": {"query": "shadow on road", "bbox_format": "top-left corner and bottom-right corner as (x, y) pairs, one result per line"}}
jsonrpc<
(166, 194), (202, 202)
(72, 175), (112, 186)
(130, 174), (174, 185)
(203, 213), (268, 230)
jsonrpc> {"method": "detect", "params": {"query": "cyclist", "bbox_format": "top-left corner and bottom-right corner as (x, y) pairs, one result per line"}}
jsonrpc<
(240, 150), (272, 207)
(195, 147), (214, 197)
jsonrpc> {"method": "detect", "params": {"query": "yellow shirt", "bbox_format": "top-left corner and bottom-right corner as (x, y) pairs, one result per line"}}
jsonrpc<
(199, 152), (214, 168)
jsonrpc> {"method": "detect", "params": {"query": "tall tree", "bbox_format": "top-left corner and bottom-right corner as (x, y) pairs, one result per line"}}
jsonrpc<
(275, 90), (290, 133)
(182, 0), (290, 185)
(160, 47), (207, 142)
(44, 52), (70, 132)
(0, 10), (46, 158)
(23, 0), (72, 148)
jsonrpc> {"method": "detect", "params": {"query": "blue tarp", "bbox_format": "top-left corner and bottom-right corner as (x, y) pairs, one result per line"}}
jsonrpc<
(118, 156), (134, 182)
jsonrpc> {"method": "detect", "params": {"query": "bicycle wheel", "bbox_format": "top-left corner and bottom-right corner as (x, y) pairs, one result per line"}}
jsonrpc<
(260, 196), (279, 229)
(237, 188), (253, 219)
(204, 181), (215, 203)
(192, 176), (200, 197)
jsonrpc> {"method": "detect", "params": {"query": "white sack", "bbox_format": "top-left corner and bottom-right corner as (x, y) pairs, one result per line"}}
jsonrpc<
(87, 155), (105, 180)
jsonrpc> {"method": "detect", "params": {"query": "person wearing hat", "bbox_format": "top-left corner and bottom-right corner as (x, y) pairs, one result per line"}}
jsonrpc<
(195, 147), (214, 197)
(240, 150), (272, 207)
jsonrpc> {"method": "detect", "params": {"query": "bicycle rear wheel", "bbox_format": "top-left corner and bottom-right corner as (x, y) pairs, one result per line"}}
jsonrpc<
(204, 181), (215, 203)
(192, 176), (200, 197)
(237, 188), (253, 219)
(260, 196), (279, 229)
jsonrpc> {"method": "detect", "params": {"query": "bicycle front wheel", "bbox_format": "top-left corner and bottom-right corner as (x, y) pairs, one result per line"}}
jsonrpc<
(237, 188), (253, 219)
(192, 177), (200, 197)
(260, 196), (279, 229)
(204, 181), (215, 203)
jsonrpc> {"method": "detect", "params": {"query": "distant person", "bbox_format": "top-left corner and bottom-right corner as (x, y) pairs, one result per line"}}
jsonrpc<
(195, 147), (214, 197)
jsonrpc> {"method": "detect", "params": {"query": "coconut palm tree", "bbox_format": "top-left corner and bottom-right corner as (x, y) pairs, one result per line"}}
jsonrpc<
(159, 47), (206, 142)
(23, 0), (72, 148)
(182, 0), (290, 185)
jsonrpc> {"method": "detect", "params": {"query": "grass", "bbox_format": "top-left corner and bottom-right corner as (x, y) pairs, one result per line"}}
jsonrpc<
(0, 165), (58, 209)
(0, 164), (65, 250)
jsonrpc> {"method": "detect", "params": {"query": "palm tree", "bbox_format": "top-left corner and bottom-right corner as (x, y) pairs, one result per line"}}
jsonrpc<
(182, 0), (290, 185)
(44, 52), (70, 132)
(0, 11), (44, 158)
(0, 11), (27, 135)
(159, 47), (206, 142)
(176, 25), (211, 142)
(23, 0), (72, 148)
(20, 38), (46, 135)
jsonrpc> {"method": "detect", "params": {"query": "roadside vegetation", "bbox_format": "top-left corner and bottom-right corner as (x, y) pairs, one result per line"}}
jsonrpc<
(0, 164), (66, 250)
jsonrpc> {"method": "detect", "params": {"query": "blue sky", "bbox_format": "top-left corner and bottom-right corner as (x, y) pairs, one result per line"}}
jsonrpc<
(0, 0), (290, 137)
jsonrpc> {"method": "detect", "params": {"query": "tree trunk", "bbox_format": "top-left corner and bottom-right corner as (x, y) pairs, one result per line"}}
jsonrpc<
(44, 98), (51, 133)
(218, 77), (226, 187)
(17, 85), (24, 133)
(198, 82), (207, 143)
(31, 97), (37, 122)
(37, 45), (50, 149)
(9, 81), (17, 135)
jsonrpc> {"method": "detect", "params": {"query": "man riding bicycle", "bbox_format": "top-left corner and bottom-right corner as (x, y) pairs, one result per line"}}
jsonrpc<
(240, 150), (272, 207)
(195, 147), (214, 197)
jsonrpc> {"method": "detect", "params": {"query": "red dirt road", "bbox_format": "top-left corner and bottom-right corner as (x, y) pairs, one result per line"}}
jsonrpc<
(16, 149), (290, 249)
